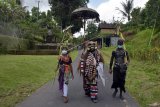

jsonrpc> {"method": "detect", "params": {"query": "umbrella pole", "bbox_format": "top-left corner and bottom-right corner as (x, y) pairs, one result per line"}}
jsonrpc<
(83, 19), (86, 40)
(82, 19), (86, 50)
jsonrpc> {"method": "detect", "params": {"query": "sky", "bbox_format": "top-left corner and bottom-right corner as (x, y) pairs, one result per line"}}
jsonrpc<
(21, 0), (149, 37)
(88, 0), (149, 22)
(21, 0), (50, 12)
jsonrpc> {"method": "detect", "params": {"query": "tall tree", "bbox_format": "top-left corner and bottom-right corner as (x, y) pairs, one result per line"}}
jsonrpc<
(46, 10), (52, 22)
(49, 0), (89, 30)
(116, 0), (134, 21)
(131, 7), (141, 26)
(0, 0), (25, 22)
(139, 8), (147, 25)
(31, 7), (39, 22)
(86, 23), (98, 40)
(145, 0), (160, 28)
(71, 20), (83, 34)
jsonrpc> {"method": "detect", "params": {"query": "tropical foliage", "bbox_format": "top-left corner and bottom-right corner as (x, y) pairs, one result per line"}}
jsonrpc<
(124, 0), (160, 29)
(0, 0), (62, 47)
(120, 0), (160, 62)
(49, 0), (89, 33)
(116, 0), (134, 21)
(86, 23), (99, 40)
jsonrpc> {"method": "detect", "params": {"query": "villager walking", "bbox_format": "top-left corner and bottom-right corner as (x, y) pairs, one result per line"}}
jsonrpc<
(78, 41), (104, 103)
(57, 50), (74, 103)
(109, 39), (130, 100)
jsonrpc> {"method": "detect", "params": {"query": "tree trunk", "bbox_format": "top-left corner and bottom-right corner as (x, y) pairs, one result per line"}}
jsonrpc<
(128, 15), (130, 21)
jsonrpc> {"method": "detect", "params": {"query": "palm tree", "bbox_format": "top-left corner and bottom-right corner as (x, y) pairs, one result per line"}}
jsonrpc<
(116, 0), (134, 21)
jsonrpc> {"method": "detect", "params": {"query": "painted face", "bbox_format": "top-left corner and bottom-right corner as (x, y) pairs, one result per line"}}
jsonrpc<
(87, 41), (96, 52)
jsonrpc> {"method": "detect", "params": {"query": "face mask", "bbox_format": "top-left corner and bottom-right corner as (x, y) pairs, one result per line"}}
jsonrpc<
(118, 45), (123, 48)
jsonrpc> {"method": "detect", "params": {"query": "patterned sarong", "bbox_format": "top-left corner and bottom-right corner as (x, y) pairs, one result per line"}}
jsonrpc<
(83, 53), (98, 100)
(58, 65), (71, 92)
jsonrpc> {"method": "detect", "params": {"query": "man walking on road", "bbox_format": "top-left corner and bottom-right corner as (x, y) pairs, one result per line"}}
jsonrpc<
(109, 39), (130, 100)
(78, 41), (104, 103)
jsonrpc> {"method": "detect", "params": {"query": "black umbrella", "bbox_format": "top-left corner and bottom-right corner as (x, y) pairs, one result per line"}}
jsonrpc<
(71, 7), (99, 20)
(71, 6), (100, 38)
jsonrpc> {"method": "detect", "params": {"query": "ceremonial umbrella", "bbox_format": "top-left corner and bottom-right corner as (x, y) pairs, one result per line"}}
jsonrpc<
(71, 6), (100, 39)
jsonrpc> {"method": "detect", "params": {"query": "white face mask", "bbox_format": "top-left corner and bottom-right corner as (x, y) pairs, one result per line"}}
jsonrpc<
(62, 50), (67, 55)
(118, 45), (123, 48)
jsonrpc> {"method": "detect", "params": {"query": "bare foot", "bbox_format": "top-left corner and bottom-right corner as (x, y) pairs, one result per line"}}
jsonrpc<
(63, 96), (69, 103)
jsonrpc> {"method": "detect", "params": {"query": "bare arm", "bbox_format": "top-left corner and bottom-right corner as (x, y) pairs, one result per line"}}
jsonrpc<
(126, 51), (130, 63)
(125, 51), (130, 65)
(109, 51), (115, 70)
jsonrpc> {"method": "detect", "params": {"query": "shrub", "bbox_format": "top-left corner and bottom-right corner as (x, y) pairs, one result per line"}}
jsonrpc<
(0, 44), (7, 54)
(0, 35), (34, 54)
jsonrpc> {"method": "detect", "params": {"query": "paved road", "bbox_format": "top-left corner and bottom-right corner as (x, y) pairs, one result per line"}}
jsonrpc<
(16, 52), (139, 107)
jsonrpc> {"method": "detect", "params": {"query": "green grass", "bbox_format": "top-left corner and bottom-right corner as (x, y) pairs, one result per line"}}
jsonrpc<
(125, 29), (160, 49)
(0, 55), (57, 107)
(0, 51), (78, 107)
(126, 59), (160, 107)
(69, 50), (78, 61)
(125, 29), (152, 50)
(101, 47), (160, 107)
(101, 47), (116, 64)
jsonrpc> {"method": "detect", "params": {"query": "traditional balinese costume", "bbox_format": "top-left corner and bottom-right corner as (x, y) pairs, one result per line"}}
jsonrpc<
(79, 41), (104, 103)
(58, 50), (73, 103)
(109, 39), (130, 100)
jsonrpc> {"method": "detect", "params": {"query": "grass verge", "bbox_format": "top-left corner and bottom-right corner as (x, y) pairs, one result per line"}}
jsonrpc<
(70, 50), (78, 61)
(0, 55), (57, 107)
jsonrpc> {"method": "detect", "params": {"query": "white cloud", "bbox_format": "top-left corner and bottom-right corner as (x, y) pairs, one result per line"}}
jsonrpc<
(89, 0), (149, 22)
(73, 28), (84, 38)
(21, 0), (50, 12)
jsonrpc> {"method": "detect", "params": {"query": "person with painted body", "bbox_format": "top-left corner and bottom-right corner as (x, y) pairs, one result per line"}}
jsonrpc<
(57, 50), (74, 103)
(78, 41), (104, 103)
(109, 39), (130, 100)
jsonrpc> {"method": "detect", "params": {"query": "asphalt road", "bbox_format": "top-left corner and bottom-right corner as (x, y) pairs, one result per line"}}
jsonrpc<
(16, 51), (139, 107)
